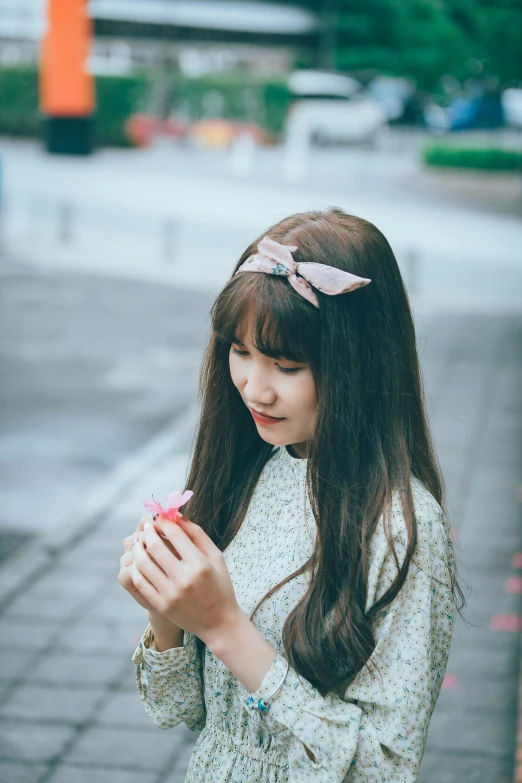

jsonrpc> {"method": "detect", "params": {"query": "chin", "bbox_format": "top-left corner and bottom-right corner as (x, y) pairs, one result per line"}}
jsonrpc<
(257, 431), (286, 446)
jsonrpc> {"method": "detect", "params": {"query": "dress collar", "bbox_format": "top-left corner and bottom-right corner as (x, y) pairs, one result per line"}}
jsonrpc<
(273, 443), (308, 477)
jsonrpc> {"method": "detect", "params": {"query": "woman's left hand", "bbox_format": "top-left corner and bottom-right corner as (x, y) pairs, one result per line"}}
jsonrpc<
(130, 515), (242, 646)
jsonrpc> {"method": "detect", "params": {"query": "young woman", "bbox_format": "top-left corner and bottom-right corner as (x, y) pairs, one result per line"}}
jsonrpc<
(118, 208), (465, 782)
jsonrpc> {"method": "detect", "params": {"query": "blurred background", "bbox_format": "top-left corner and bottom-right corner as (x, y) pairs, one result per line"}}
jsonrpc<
(0, 1), (521, 782)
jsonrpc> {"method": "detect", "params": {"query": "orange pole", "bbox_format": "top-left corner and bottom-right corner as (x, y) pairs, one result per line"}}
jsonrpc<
(40, 0), (95, 151)
(40, 0), (94, 117)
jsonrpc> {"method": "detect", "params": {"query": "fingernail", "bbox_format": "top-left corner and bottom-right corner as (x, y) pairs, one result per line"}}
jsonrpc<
(132, 536), (139, 544)
(144, 521), (152, 530)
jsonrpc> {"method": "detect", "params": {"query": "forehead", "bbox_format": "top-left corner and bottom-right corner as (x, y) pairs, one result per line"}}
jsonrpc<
(231, 307), (304, 362)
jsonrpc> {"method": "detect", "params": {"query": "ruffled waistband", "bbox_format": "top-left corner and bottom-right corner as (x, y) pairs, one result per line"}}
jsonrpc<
(200, 721), (289, 769)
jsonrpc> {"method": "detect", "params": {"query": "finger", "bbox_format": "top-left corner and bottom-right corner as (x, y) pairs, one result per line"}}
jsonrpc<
(138, 514), (154, 531)
(123, 532), (143, 555)
(154, 518), (203, 563)
(143, 525), (183, 576)
(175, 517), (218, 559)
(119, 566), (137, 593)
(119, 564), (132, 583)
(118, 563), (131, 586)
(120, 551), (134, 567)
(130, 561), (161, 606)
(118, 562), (139, 593)
(123, 535), (134, 553)
(121, 561), (150, 595)
(144, 518), (176, 542)
(133, 538), (176, 593)
(136, 529), (178, 571)
(135, 530), (152, 550)
(123, 515), (154, 551)
(144, 519), (183, 558)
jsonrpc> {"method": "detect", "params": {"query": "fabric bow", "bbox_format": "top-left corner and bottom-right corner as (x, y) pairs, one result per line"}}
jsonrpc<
(234, 236), (371, 308)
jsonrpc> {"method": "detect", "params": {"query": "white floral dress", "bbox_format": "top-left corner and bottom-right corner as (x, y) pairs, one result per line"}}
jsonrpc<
(132, 444), (455, 783)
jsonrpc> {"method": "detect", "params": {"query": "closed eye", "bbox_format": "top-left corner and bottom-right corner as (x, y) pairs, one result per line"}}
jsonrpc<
(230, 346), (303, 374)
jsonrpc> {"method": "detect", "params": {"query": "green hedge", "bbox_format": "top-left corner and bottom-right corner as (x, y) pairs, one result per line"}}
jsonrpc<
(262, 80), (294, 136)
(0, 66), (40, 137)
(94, 73), (148, 146)
(0, 66), (148, 147)
(171, 74), (294, 136)
(0, 66), (295, 144)
(423, 143), (522, 171)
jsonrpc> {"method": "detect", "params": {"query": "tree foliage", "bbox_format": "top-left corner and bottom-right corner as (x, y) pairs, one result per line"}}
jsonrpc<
(323, 0), (522, 88)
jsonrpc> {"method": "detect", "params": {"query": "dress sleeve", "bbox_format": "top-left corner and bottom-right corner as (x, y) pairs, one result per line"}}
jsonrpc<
(243, 508), (455, 782)
(132, 622), (206, 732)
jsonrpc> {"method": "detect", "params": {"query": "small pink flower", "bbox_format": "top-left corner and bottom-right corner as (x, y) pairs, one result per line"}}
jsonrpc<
(142, 489), (194, 522)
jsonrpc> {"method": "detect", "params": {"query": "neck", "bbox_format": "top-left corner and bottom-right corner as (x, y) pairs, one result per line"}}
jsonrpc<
(287, 441), (309, 459)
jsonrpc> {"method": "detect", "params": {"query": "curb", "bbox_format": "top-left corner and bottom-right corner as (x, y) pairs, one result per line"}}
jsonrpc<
(0, 401), (199, 613)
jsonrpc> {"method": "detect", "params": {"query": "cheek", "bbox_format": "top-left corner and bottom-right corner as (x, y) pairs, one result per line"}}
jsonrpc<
(229, 352), (242, 388)
(292, 372), (316, 413)
(305, 379), (317, 412)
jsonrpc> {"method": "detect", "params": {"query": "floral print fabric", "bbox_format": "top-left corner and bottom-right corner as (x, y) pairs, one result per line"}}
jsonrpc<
(132, 444), (455, 782)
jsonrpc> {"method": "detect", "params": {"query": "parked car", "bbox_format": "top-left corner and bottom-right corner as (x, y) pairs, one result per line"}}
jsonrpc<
(423, 92), (505, 132)
(285, 70), (388, 147)
(502, 88), (522, 129)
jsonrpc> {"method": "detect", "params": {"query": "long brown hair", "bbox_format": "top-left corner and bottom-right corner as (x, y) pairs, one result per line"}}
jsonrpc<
(182, 207), (466, 698)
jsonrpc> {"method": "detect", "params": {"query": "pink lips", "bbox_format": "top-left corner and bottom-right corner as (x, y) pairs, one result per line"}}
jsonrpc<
(250, 407), (286, 425)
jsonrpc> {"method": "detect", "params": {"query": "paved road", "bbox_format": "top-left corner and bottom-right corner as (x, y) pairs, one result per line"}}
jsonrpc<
(1, 138), (521, 311)
(0, 253), (212, 561)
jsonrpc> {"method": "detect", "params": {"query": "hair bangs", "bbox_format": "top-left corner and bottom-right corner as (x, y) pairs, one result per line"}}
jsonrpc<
(212, 270), (319, 365)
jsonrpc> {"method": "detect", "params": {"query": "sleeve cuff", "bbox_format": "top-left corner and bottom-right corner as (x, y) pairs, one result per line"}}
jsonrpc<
(249, 653), (290, 703)
(244, 653), (362, 774)
(243, 653), (317, 736)
(131, 623), (191, 671)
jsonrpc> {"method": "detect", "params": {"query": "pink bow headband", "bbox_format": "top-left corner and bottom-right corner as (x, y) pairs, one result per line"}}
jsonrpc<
(234, 236), (371, 308)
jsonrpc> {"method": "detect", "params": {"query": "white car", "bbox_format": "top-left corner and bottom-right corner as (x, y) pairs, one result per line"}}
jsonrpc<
(502, 88), (522, 128)
(285, 70), (388, 147)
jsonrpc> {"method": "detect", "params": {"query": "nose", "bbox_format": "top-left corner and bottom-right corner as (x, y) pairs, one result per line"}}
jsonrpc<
(244, 363), (276, 407)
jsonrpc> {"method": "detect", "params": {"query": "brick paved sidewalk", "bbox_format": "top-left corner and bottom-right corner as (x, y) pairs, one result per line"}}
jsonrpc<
(517, 641), (522, 783)
(0, 310), (520, 783)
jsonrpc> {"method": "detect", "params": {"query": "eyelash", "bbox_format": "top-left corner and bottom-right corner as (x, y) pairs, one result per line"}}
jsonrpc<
(231, 346), (302, 374)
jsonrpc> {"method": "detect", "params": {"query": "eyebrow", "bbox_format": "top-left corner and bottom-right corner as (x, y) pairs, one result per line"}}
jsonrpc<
(232, 336), (245, 346)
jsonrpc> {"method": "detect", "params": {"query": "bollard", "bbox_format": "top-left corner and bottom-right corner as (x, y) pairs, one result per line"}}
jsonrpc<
(59, 202), (73, 244)
(283, 115), (310, 183)
(162, 218), (176, 263)
(230, 132), (256, 177)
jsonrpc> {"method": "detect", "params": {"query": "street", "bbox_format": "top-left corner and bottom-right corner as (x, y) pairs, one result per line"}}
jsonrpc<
(0, 255), (210, 558)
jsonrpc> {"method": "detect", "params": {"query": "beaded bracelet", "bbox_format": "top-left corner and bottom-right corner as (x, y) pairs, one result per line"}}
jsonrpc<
(245, 658), (290, 715)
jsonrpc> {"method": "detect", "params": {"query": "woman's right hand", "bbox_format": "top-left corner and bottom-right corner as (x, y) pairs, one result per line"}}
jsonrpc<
(118, 514), (177, 617)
